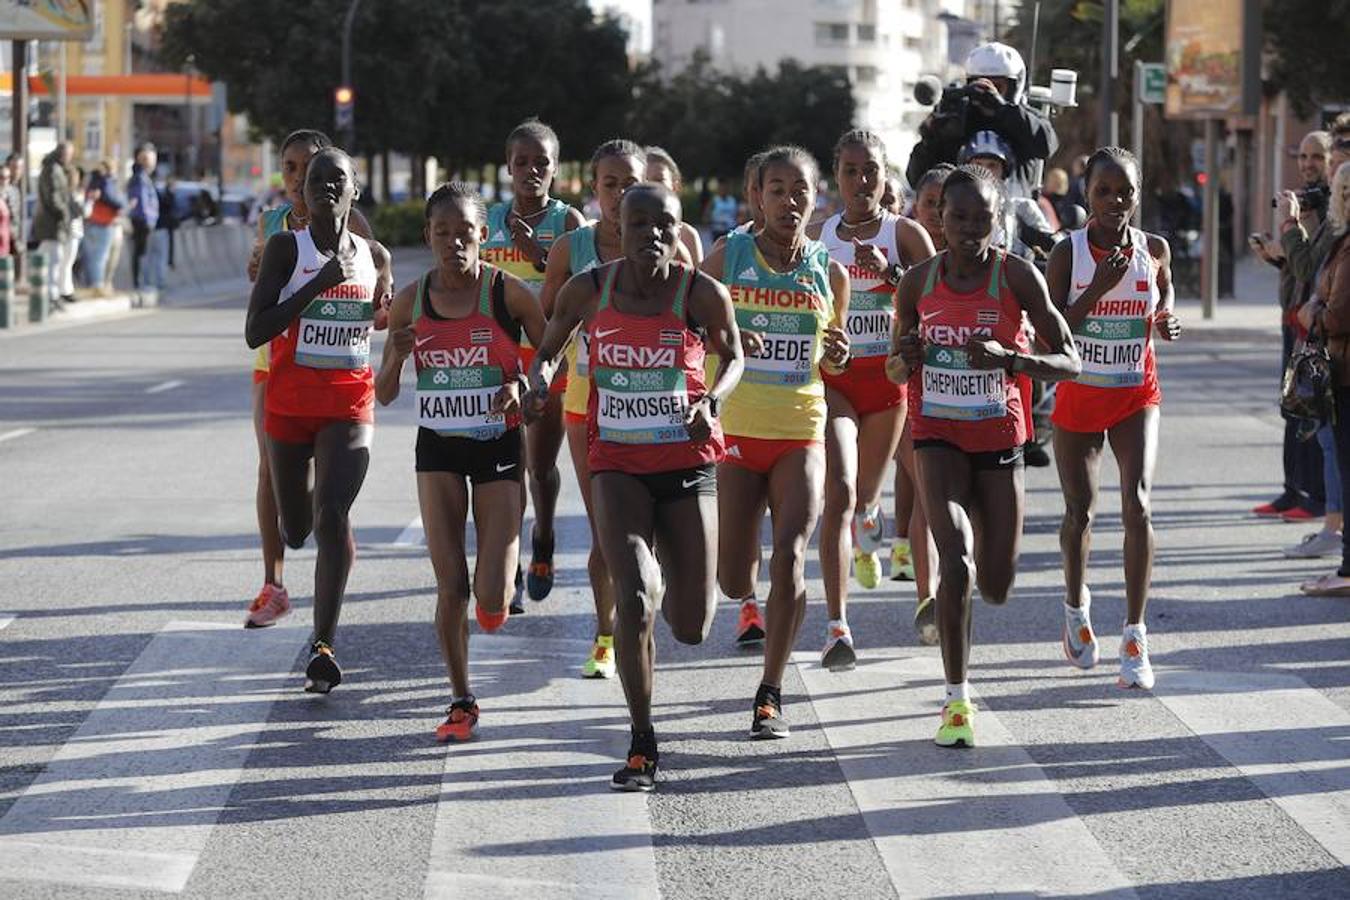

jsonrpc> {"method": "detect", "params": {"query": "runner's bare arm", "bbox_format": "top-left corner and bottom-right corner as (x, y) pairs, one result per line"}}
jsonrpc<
(820, 259), (851, 375)
(688, 271), (744, 407)
(896, 216), (936, 268)
(245, 232), (349, 348)
(886, 260), (926, 384)
(375, 282), (417, 406)
(368, 239), (393, 330)
(699, 243), (726, 282)
(349, 207), (374, 240)
(502, 272), (549, 349)
(525, 269), (596, 411)
(539, 236), (575, 319)
(679, 222), (704, 266)
(1148, 233), (1181, 341)
(994, 255), (1080, 382)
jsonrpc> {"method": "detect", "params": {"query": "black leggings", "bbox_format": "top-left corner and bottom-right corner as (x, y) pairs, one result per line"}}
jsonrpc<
(266, 421), (372, 645)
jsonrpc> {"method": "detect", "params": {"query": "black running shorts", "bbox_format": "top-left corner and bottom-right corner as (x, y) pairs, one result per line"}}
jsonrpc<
(913, 439), (1024, 472)
(415, 427), (522, 484)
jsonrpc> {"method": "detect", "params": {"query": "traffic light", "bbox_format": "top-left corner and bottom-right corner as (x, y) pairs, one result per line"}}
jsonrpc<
(334, 86), (354, 133)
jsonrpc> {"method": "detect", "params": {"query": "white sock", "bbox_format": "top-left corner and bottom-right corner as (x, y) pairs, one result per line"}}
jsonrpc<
(1123, 622), (1147, 638)
(828, 618), (848, 634)
(945, 681), (970, 702)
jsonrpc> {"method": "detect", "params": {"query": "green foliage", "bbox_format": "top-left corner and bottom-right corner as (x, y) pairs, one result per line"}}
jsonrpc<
(160, 0), (631, 168)
(370, 200), (426, 249)
(627, 52), (856, 180)
(1264, 0), (1350, 118)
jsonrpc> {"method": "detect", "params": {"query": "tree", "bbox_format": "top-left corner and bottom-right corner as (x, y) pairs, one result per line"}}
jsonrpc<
(159, 0), (631, 170)
(627, 54), (855, 181)
(1264, 0), (1350, 118)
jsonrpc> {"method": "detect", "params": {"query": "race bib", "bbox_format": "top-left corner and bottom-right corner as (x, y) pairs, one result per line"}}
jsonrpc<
(295, 298), (373, 369)
(921, 345), (1007, 420)
(844, 289), (894, 358)
(416, 366), (506, 440)
(1073, 316), (1147, 387)
(737, 308), (817, 385)
(594, 366), (689, 444)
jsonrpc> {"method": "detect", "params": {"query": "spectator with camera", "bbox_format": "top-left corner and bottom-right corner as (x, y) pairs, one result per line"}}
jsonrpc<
(1294, 159), (1350, 593)
(905, 42), (1059, 198)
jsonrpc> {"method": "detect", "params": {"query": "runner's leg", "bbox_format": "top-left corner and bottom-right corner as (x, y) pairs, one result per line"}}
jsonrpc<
(1107, 407), (1159, 625)
(915, 445), (976, 685)
(420, 471), (472, 697)
(471, 480), (524, 620)
(1053, 427), (1106, 608)
(309, 421), (372, 646)
(716, 462), (769, 600)
(252, 381), (284, 586)
(761, 445), (826, 688)
(525, 393), (564, 553)
(654, 491), (719, 645)
(266, 436), (315, 551)
(820, 390), (860, 621)
(968, 465), (1024, 605)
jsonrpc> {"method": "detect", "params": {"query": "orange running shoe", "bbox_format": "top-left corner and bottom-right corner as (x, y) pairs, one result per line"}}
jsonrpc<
(735, 599), (765, 646)
(244, 583), (291, 629)
(435, 699), (480, 743)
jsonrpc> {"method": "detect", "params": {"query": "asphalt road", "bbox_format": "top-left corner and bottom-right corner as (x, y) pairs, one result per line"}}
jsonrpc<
(0, 253), (1346, 899)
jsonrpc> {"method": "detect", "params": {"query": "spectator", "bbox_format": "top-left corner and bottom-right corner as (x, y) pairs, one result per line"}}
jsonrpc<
(1297, 160), (1350, 595)
(151, 177), (178, 290)
(1, 155), (20, 266)
(67, 165), (86, 292)
(82, 158), (124, 297)
(905, 42), (1058, 198)
(1041, 166), (1072, 231)
(1066, 154), (1089, 210)
(125, 142), (159, 294)
(32, 142), (76, 310)
(0, 164), (13, 259)
(959, 130), (1057, 262)
(706, 178), (738, 241)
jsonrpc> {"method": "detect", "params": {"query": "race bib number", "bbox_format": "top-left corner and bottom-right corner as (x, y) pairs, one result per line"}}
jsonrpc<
(921, 345), (1007, 420)
(845, 289), (895, 358)
(594, 366), (689, 444)
(1073, 317), (1148, 387)
(416, 366), (506, 440)
(295, 298), (373, 369)
(737, 308), (818, 386)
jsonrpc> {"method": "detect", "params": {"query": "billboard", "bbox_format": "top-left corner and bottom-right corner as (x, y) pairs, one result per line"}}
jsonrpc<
(1164, 0), (1260, 119)
(0, 1), (93, 41)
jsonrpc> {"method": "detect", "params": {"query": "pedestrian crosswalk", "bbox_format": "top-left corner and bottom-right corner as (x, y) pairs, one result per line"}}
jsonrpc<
(0, 620), (1346, 898)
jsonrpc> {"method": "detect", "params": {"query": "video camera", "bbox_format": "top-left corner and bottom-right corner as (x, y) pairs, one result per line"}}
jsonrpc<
(1297, 184), (1330, 217)
(913, 77), (987, 144)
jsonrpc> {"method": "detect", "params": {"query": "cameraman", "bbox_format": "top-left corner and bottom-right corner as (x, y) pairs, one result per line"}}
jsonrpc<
(1251, 130), (1333, 531)
(905, 42), (1059, 196)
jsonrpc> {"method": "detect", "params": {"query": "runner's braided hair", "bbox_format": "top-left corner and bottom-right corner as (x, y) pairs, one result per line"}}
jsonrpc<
(590, 139), (646, 182)
(1083, 146), (1139, 191)
(743, 151), (768, 188)
(645, 146), (682, 189)
(756, 145), (821, 190)
(915, 162), (957, 195)
(505, 118), (560, 161)
(425, 181), (486, 225)
(940, 163), (1004, 216)
(280, 129), (333, 155)
(832, 128), (887, 171)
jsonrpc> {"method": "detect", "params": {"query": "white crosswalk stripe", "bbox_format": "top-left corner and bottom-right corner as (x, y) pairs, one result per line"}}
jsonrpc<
(1154, 669), (1350, 867)
(0, 621), (304, 893)
(423, 636), (659, 900)
(793, 648), (1139, 899)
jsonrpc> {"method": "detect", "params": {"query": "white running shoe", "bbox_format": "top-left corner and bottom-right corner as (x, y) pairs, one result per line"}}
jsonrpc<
(1062, 589), (1098, 669)
(821, 626), (857, 671)
(1118, 625), (1154, 689)
(1283, 530), (1342, 559)
(853, 505), (885, 555)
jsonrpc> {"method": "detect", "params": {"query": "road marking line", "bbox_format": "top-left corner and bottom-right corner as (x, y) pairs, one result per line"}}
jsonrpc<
(393, 515), (424, 547)
(1155, 669), (1350, 866)
(793, 650), (1138, 899)
(144, 379), (185, 394)
(0, 615), (13, 631)
(0, 427), (35, 444)
(0, 620), (304, 893)
(423, 635), (658, 900)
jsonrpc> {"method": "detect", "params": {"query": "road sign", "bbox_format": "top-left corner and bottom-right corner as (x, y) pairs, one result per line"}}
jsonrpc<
(1139, 63), (1166, 105)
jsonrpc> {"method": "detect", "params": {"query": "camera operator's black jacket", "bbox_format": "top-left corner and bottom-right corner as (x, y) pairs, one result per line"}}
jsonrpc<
(905, 101), (1059, 191)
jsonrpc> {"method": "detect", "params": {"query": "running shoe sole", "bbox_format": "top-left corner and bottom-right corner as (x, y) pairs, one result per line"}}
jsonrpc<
(914, 597), (938, 646)
(934, 734), (974, 748)
(821, 639), (857, 672)
(750, 723), (790, 739)
(735, 625), (765, 646)
(610, 774), (656, 792)
(304, 654), (342, 694)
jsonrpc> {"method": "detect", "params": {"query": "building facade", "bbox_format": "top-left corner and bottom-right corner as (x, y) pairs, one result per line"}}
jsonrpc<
(650, 0), (976, 180)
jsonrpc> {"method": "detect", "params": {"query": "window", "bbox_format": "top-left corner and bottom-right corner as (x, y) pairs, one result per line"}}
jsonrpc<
(904, 36), (922, 50)
(84, 111), (102, 155)
(855, 65), (878, 85)
(856, 24), (876, 43)
(815, 22), (849, 45)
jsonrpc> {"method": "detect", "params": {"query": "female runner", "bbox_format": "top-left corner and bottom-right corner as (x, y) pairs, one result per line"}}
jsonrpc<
(644, 145), (704, 265)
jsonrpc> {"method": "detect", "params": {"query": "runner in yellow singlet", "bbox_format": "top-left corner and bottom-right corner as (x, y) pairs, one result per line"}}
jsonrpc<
(701, 146), (850, 739)
(479, 120), (585, 610)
